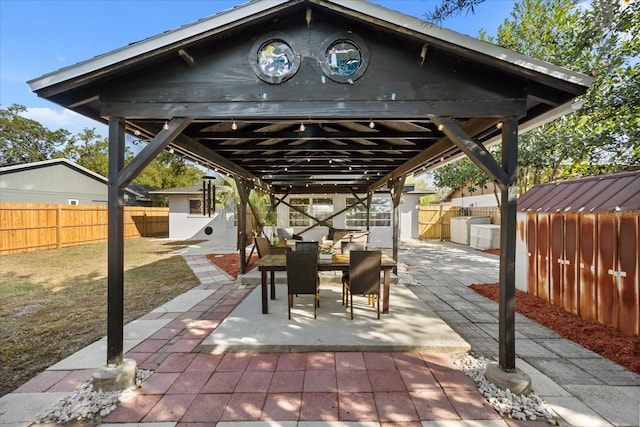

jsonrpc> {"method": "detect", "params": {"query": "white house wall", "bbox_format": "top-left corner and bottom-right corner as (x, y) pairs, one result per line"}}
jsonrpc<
(448, 193), (498, 207)
(168, 195), (236, 246)
(274, 193), (403, 248)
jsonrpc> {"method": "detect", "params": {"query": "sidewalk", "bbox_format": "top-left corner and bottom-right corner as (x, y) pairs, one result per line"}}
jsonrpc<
(1, 239), (638, 426)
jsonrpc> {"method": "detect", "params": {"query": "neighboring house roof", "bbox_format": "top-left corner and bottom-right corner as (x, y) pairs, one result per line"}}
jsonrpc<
(149, 185), (206, 196)
(517, 170), (640, 213)
(0, 158), (107, 183)
(150, 184), (231, 196)
(0, 158), (145, 200)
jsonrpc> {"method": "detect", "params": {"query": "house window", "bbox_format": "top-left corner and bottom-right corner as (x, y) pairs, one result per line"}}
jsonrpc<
(345, 196), (391, 227)
(289, 197), (310, 227)
(189, 199), (202, 214)
(68, 199), (79, 205)
(312, 197), (334, 227)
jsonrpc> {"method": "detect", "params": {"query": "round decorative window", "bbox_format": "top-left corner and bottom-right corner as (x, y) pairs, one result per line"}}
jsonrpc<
(250, 34), (301, 84)
(319, 34), (368, 83)
(325, 41), (361, 76)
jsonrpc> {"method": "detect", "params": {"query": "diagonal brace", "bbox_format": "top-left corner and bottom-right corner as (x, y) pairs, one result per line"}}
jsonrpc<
(431, 117), (509, 191)
(117, 118), (192, 189)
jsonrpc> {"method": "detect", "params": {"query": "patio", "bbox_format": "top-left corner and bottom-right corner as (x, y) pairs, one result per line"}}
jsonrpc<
(200, 276), (471, 354)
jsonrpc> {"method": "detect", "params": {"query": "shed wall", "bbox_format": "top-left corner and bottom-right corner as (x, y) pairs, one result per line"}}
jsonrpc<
(519, 211), (639, 336)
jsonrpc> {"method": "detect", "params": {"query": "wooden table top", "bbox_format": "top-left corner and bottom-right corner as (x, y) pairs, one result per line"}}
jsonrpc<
(257, 253), (397, 268)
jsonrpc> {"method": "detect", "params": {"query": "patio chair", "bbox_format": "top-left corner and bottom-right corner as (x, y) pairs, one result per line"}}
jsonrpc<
(286, 251), (320, 319)
(254, 236), (289, 258)
(340, 241), (366, 304)
(343, 250), (381, 319)
(295, 240), (319, 252)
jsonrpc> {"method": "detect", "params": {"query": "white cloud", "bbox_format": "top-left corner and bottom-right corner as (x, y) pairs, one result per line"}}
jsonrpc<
(22, 107), (107, 137)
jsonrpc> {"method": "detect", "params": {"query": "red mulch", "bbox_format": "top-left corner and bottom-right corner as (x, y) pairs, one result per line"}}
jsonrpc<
(469, 283), (640, 374)
(206, 253), (258, 279)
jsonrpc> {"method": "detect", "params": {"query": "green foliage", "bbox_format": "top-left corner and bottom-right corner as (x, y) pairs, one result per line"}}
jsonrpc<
(435, 0), (639, 195)
(0, 104), (205, 194)
(0, 104), (70, 166)
(60, 128), (123, 177)
(135, 150), (203, 189)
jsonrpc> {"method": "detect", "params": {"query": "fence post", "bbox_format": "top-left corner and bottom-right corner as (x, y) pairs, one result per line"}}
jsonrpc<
(143, 212), (147, 237)
(439, 205), (443, 241)
(56, 207), (62, 249)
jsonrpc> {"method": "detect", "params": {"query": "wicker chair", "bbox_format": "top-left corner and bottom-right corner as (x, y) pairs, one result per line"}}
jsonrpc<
(286, 251), (320, 319)
(343, 250), (381, 319)
(254, 236), (289, 258)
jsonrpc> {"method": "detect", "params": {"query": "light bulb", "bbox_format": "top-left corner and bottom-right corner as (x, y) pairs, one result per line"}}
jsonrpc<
(299, 123), (305, 132)
(231, 120), (237, 130)
(369, 120), (375, 129)
(163, 121), (170, 130)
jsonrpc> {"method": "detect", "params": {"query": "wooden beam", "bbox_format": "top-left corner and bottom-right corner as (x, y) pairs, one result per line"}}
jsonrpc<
(368, 118), (497, 192)
(117, 118), (192, 189)
(102, 99), (527, 119)
(431, 117), (508, 190)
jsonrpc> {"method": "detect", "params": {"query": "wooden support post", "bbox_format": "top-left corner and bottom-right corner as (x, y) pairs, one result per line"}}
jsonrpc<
(389, 176), (406, 273)
(499, 117), (518, 372)
(235, 177), (250, 274)
(107, 118), (125, 367)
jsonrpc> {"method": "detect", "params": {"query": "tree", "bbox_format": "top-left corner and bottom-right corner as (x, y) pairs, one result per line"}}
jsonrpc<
(432, 0), (639, 194)
(490, 0), (639, 180)
(135, 150), (203, 190)
(0, 104), (70, 166)
(60, 128), (117, 177)
(425, 0), (486, 22)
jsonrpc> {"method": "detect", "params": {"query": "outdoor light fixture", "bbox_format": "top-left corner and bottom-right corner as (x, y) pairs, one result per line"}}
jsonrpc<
(299, 123), (306, 132)
(231, 120), (237, 130)
(369, 120), (375, 129)
(163, 121), (170, 130)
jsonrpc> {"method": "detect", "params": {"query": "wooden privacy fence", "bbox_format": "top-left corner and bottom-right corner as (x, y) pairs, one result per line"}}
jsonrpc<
(418, 206), (501, 240)
(525, 211), (639, 336)
(0, 203), (169, 255)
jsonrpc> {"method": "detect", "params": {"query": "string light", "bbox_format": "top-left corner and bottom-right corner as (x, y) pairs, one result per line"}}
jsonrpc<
(299, 123), (306, 132)
(163, 121), (170, 130)
(369, 120), (375, 129)
(231, 120), (237, 130)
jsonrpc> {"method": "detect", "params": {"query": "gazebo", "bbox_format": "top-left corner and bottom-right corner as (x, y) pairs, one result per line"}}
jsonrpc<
(28, 0), (592, 389)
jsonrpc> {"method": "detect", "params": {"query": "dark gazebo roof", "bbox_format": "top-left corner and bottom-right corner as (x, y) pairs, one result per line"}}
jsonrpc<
(28, 0), (591, 195)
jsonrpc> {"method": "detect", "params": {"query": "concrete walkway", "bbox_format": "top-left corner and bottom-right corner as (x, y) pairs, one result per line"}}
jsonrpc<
(0, 239), (638, 427)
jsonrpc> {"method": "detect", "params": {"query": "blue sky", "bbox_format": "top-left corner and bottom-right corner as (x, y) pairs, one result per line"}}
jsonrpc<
(0, 0), (517, 137)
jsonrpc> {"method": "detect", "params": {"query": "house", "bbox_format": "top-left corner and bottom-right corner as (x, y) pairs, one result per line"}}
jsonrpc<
(515, 170), (640, 335)
(150, 184), (237, 242)
(0, 159), (149, 206)
(152, 184), (435, 246)
(440, 181), (501, 209)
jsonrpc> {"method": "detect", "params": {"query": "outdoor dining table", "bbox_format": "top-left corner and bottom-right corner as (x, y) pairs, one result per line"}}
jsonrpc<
(256, 253), (397, 315)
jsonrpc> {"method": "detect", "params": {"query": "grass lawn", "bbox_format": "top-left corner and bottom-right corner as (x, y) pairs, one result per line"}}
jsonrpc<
(0, 238), (202, 397)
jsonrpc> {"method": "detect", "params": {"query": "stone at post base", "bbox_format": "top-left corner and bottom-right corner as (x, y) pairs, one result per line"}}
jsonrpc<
(485, 362), (532, 395)
(92, 358), (137, 392)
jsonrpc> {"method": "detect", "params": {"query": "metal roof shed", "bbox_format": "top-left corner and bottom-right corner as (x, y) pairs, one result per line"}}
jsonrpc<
(516, 170), (639, 336)
(28, 0), (592, 384)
